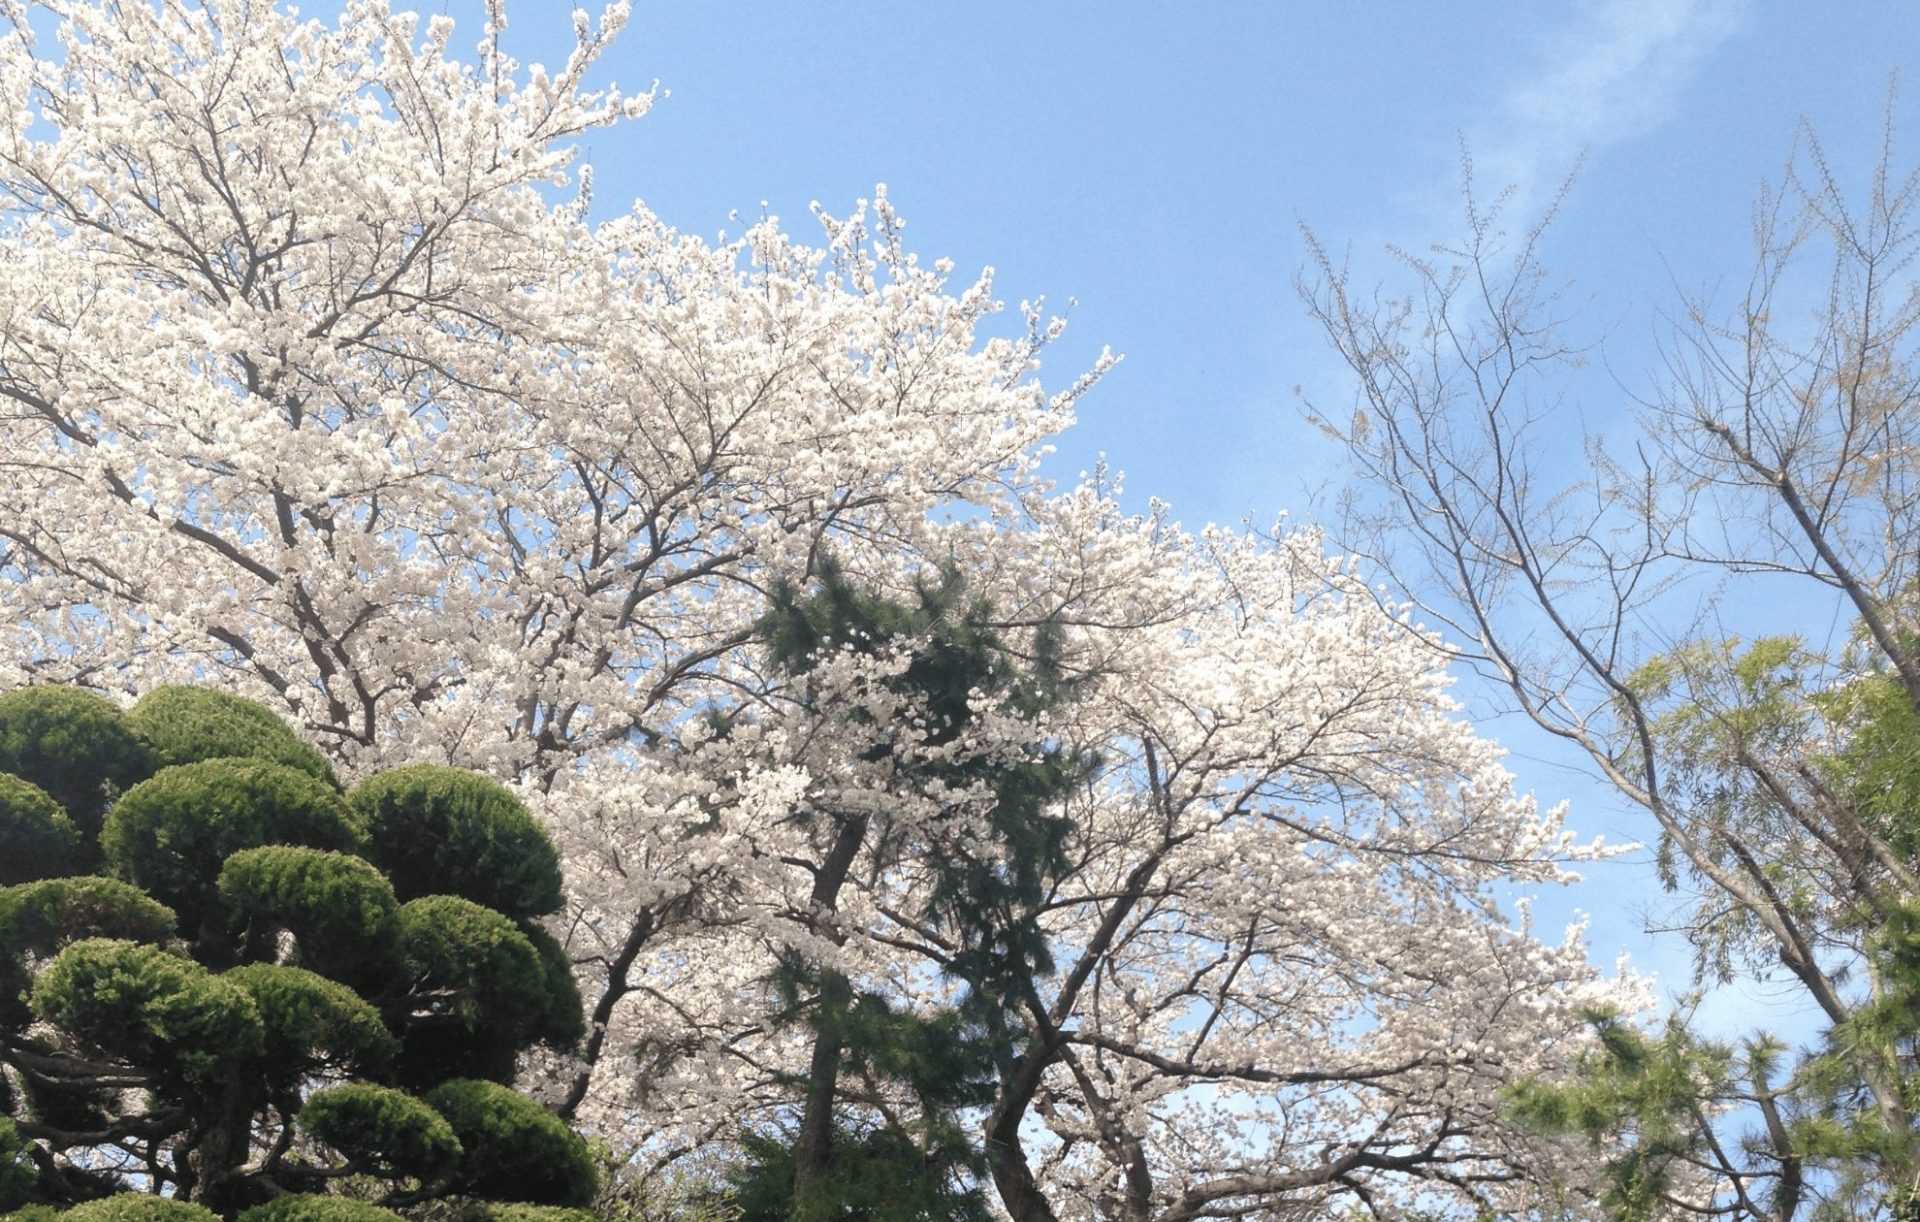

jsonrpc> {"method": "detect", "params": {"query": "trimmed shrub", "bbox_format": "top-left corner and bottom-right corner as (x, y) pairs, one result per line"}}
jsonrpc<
(394, 897), (556, 1086)
(0, 877), (176, 957)
(0, 774), (81, 884)
(219, 848), (399, 985)
(519, 923), (585, 1049)
(0, 877), (177, 1031)
(349, 767), (561, 918)
(0, 1116), (36, 1211)
(32, 940), (263, 1086)
(129, 686), (339, 790)
(222, 964), (397, 1081)
(0, 683), (591, 1214)
(238, 1196), (405, 1222)
(60, 1197), (221, 1221)
(426, 1079), (596, 1207)
(0, 686), (151, 836)
(300, 1083), (461, 1184)
(454, 1207), (595, 1222)
(102, 760), (358, 931)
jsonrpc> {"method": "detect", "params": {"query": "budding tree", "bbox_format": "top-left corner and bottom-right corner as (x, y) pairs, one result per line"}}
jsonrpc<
(0, 2), (1637, 1217)
(1304, 119), (1920, 1217)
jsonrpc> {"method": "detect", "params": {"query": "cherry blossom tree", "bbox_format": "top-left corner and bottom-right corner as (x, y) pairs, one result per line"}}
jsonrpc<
(0, 2), (1639, 1217)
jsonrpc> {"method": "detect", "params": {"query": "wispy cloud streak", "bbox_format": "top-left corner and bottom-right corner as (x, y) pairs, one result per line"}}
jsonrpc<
(1465, 0), (1748, 221)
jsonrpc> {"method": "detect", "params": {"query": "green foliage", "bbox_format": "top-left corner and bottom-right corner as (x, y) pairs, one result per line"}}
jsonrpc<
(129, 686), (340, 790)
(1620, 637), (1835, 982)
(748, 564), (1082, 1217)
(218, 848), (400, 986)
(0, 682), (590, 1214)
(348, 766), (561, 919)
(0, 877), (175, 1030)
(393, 896), (559, 1085)
(448, 1207), (594, 1222)
(221, 964), (397, 1081)
(425, 1079), (596, 1208)
(0, 686), (152, 837)
(31, 939), (263, 1087)
(102, 759), (358, 933)
(1507, 1008), (1732, 1222)
(299, 1084), (462, 1185)
(58, 1197), (221, 1221)
(730, 1121), (992, 1222)
(0, 774), (80, 885)
(518, 923), (585, 1049)
(0, 877), (175, 957)
(0, 1117), (37, 1212)
(237, 1196), (405, 1222)
(1817, 670), (1920, 858)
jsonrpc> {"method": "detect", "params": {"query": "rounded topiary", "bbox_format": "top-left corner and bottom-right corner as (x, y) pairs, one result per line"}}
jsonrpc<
(394, 896), (557, 1085)
(426, 1079), (597, 1207)
(299, 1083), (462, 1184)
(222, 964), (397, 1082)
(519, 922), (586, 1049)
(0, 773), (81, 884)
(129, 686), (339, 790)
(0, 686), (152, 836)
(0, 877), (176, 958)
(59, 1197), (222, 1221)
(348, 766), (562, 918)
(219, 848), (400, 986)
(0, 878), (177, 1027)
(32, 939), (263, 1087)
(0, 683), (592, 1215)
(455, 1207), (595, 1222)
(102, 759), (359, 932)
(237, 1195), (406, 1222)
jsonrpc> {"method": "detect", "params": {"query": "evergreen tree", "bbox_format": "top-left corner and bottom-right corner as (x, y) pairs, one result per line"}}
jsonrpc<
(732, 563), (1085, 1220)
(0, 685), (594, 1217)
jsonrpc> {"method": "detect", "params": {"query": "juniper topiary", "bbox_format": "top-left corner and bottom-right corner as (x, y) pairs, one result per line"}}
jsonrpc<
(0, 684), (593, 1218)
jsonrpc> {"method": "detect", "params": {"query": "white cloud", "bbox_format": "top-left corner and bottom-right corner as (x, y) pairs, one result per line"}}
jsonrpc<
(1467, 0), (1748, 221)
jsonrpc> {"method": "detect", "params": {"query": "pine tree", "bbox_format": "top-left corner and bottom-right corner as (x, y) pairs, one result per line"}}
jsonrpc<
(732, 563), (1085, 1220)
(0, 685), (593, 1217)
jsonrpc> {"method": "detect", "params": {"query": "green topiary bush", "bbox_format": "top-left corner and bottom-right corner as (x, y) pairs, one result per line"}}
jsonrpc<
(0, 774), (81, 884)
(0, 877), (176, 957)
(237, 1191), (408, 1222)
(348, 766), (562, 919)
(299, 1083), (463, 1185)
(102, 759), (359, 934)
(0, 1116), (38, 1211)
(32, 939), (264, 1088)
(222, 964), (397, 1082)
(393, 896), (562, 1086)
(129, 686), (339, 790)
(0, 686), (152, 837)
(0, 683), (593, 1216)
(452, 1206), (595, 1222)
(237, 1197), (406, 1222)
(426, 1079), (597, 1208)
(59, 1197), (222, 1221)
(218, 848), (400, 986)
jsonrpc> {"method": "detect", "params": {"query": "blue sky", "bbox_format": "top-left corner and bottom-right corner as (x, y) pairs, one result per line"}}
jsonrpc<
(465, 0), (1914, 1019)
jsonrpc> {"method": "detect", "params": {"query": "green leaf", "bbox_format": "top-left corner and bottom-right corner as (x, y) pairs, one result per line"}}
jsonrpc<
(0, 686), (152, 838)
